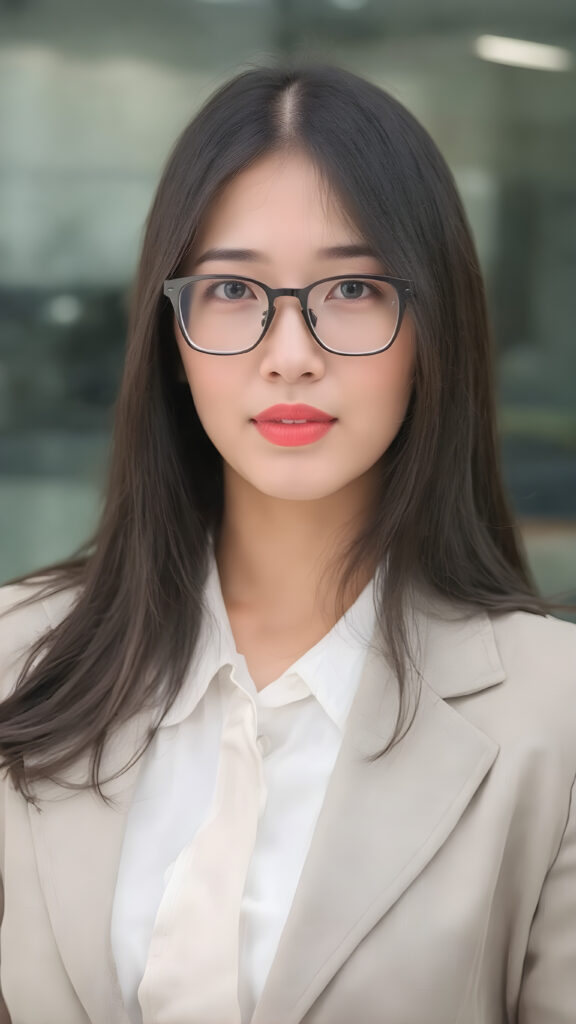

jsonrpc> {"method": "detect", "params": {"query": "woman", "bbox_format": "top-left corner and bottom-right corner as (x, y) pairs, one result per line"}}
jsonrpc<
(0, 63), (575, 1024)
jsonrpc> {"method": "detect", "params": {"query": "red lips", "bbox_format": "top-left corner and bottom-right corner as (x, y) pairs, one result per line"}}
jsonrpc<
(252, 403), (336, 422)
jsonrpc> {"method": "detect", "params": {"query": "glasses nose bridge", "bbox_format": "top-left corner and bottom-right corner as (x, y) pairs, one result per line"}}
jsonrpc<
(264, 286), (310, 332)
(268, 285), (306, 311)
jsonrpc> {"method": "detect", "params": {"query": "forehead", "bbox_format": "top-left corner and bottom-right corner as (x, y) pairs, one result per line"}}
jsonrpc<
(193, 150), (364, 251)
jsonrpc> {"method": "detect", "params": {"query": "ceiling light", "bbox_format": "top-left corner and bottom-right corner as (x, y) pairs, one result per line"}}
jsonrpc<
(474, 34), (573, 71)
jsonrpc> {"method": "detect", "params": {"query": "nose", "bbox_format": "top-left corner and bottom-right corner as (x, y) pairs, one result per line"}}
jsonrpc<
(258, 295), (325, 381)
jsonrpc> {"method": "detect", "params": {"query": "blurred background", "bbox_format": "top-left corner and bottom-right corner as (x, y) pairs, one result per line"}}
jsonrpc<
(0, 0), (575, 612)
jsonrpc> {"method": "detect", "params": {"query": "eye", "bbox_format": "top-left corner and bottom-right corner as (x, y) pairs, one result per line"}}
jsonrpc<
(328, 279), (375, 300)
(206, 279), (258, 301)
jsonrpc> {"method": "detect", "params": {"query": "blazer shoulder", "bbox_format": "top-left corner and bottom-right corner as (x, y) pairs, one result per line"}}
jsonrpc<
(0, 579), (81, 701)
(490, 607), (576, 681)
(482, 608), (576, 776)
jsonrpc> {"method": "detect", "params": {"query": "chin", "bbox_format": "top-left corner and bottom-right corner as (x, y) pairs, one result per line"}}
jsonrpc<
(251, 475), (344, 503)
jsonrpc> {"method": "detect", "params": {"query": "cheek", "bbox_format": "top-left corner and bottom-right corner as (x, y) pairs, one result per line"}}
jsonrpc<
(349, 333), (415, 431)
(182, 354), (242, 435)
(186, 364), (224, 412)
(176, 323), (221, 410)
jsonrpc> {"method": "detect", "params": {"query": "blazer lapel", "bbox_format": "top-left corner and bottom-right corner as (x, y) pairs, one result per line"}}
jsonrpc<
(27, 709), (152, 1024)
(251, 597), (505, 1024)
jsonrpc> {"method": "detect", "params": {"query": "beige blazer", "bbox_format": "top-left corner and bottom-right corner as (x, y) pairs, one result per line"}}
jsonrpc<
(0, 579), (575, 1024)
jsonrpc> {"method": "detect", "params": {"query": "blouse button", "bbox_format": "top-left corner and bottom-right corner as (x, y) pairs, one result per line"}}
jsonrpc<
(257, 733), (271, 757)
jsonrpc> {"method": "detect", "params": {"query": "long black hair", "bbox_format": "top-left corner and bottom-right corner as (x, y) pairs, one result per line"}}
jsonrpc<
(0, 62), (546, 802)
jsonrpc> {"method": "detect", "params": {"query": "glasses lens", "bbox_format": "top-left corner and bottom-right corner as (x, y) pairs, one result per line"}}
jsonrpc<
(178, 277), (269, 353)
(308, 277), (401, 354)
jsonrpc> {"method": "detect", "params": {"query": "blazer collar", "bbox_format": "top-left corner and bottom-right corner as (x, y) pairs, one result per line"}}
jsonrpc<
(405, 584), (506, 699)
(28, 586), (504, 1024)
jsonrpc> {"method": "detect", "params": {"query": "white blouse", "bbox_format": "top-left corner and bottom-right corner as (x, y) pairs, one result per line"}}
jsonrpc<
(110, 547), (379, 1024)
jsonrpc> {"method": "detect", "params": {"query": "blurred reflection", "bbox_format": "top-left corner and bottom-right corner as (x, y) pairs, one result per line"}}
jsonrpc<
(0, 286), (125, 461)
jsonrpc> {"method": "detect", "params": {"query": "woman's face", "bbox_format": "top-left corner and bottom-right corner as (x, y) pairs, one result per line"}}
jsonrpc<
(174, 150), (415, 504)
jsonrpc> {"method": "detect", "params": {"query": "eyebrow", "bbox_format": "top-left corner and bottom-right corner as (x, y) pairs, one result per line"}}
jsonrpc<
(194, 244), (378, 265)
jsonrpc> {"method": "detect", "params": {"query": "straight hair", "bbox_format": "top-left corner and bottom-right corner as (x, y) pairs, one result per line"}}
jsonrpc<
(0, 62), (550, 803)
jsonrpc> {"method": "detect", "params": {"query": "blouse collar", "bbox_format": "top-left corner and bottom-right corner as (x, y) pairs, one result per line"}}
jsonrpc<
(160, 543), (379, 732)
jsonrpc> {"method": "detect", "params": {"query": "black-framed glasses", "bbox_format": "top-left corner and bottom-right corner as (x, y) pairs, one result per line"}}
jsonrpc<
(163, 273), (413, 356)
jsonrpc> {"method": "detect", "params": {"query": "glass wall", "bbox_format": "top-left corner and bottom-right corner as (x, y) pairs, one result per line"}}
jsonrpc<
(1, 0), (575, 609)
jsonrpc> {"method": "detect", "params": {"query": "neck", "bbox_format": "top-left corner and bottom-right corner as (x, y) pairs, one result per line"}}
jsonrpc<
(214, 465), (378, 628)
